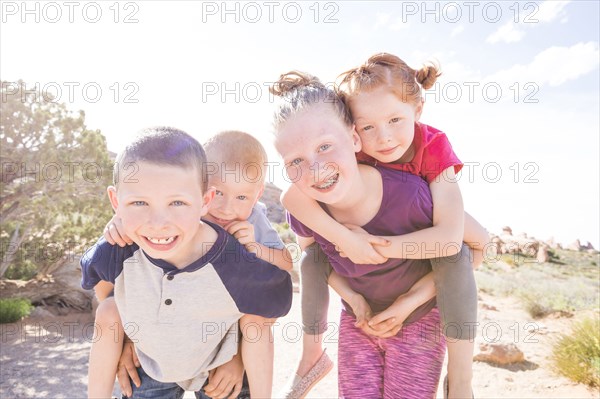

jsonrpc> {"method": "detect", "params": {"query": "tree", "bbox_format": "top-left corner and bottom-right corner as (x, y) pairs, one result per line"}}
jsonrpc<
(1, 81), (114, 308)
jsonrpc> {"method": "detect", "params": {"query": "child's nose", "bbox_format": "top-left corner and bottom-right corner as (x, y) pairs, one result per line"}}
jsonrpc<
(378, 126), (393, 143)
(147, 209), (169, 229)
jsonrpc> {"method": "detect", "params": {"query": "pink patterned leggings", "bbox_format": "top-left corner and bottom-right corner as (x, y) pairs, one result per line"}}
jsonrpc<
(338, 308), (446, 399)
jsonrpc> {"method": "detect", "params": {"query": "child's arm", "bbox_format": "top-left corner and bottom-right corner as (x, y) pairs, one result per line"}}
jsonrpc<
(227, 220), (293, 271)
(366, 272), (436, 338)
(205, 351), (245, 399)
(376, 166), (465, 259)
(463, 211), (489, 269)
(94, 281), (114, 301)
(282, 185), (390, 264)
(254, 244), (293, 271)
(103, 215), (133, 247)
(328, 272), (372, 327)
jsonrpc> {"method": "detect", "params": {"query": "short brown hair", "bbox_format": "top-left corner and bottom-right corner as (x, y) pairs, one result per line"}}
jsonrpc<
(113, 126), (208, 192)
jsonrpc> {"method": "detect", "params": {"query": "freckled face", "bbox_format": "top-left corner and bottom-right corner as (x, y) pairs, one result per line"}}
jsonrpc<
(275, 104), (362, 205)
(351, 86), (423, 163)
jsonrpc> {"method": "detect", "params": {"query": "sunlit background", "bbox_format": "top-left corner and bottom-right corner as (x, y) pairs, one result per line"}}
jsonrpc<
(2, 0), (599, 247)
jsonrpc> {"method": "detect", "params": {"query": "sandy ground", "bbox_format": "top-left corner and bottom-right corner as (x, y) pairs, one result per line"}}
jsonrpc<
(1, 289), (599, 399)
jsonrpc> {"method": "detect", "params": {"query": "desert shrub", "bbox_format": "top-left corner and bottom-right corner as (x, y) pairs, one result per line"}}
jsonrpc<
(0, 298), (33, 324)
(552, 317), (600, 387)
(273, 222), (297, 244)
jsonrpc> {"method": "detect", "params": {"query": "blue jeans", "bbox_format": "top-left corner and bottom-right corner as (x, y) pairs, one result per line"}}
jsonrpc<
(122, 367), (250, 399)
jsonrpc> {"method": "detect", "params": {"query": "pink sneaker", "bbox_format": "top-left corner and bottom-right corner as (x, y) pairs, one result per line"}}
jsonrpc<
(279, 349), (334, 399)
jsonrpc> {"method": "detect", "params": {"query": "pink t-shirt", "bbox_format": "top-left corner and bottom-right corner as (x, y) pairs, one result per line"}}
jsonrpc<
(356, 122), (462, 183)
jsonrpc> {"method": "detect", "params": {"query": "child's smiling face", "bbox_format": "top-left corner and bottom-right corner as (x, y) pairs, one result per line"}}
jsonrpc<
(350, 86), (423, 164)
(204, 173), (264, 228)
(108, 161), (214, 268)
(275, 103), (362, 205)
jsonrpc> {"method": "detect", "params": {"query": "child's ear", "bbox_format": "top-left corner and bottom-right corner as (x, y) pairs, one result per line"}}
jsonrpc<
(200, 186), (216, 216)
(351, 124), (362, 153)
(414, 100), (424, 122)
(107, 186), (119, 213)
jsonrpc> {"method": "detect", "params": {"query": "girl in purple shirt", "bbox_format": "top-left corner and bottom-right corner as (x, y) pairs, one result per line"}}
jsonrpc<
(271, 72), (446, 398)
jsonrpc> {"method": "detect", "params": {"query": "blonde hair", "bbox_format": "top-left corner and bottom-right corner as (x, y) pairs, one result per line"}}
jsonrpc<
(270, 71), (352, 130)
(337, 52), (441, 107)
(203, 130), (268, 184)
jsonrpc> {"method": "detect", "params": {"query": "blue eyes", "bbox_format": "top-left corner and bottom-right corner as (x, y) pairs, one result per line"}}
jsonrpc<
(214, 190), (248, 200)
(130, 200), (185, 206)
(287, 144), (331, 167)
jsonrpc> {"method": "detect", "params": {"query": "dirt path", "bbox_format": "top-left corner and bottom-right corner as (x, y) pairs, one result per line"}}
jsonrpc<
(1, 291), (598, 398)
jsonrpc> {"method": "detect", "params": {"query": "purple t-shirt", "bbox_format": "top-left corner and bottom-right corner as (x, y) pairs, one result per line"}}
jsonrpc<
(289, 166), (436, 324)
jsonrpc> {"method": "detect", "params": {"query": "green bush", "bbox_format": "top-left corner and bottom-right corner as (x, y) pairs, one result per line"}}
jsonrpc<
(553, 317), (600, 387)
(0, 298), (34, 324)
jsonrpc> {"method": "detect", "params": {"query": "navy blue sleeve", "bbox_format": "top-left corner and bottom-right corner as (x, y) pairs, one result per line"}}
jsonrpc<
(213, 236), (293, 318)
(80, 237), (136, 290)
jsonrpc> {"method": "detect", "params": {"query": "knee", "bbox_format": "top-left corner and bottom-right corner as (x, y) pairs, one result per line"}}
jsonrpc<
(95, 298), (120, 327)
(300, 244), (329, 276)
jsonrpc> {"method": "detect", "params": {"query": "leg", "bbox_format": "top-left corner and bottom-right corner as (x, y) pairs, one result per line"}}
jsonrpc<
(383, 308), (446, 399)
(431, 244), (477, 398)
(122, 367), (183, 399)
(88, 297), (123, 398)
(280, 243), (334, 398)
(298, 243), (332, 376)
(338, 311), (385, 399)
(239, 314), (274, 399)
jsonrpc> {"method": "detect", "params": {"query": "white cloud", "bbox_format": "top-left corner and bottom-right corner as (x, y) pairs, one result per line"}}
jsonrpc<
(537, 0), (571, 23)
(487, 22), (526, 44)
(485, 42), (599, 87)
(487, 1), (571, 44)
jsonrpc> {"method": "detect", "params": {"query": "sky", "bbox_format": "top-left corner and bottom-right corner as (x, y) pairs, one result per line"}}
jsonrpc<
(2, 0), (599, 248)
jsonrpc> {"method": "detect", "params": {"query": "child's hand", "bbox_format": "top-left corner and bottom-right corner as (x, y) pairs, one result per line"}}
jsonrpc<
(116, 340), (141, 397)
(348, 292), (373, 329)
(204, 352), (244, 399)
(366, 299), (413, 338)
(226, 221), (257, 252)
(103, 215), (133, 247)
(336, 224), (390, 264)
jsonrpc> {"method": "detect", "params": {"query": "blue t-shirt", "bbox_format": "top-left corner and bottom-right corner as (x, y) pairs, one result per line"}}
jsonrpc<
(81, 221), (292, 390)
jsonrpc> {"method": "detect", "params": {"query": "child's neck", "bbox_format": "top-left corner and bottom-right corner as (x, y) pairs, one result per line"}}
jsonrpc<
(170, 223), (218, 269)
(326, 164), (383, 227)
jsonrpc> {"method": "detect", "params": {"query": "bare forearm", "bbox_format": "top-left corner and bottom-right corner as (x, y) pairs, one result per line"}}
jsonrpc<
(378, 224), (464, 259)
(328, 271), (359, 305)
(282, 185), (351, 245)
(393, 272), (436, 310)
(254, 243), (293, 271)
(463, 211), (489, 250)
